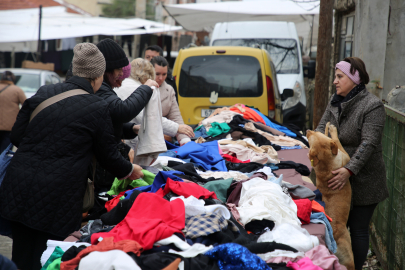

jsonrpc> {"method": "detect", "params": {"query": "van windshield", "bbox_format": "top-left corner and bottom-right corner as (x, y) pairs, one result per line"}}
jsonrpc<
(213, 39), (300, 74)
(179, 55), (263, 98)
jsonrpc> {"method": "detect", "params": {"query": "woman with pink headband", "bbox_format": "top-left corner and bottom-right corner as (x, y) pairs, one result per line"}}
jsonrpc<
(315, 57), (388, 270)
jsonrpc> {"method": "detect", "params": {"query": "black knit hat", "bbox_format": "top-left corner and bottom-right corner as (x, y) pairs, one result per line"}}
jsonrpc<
(97, 38), (129, 71)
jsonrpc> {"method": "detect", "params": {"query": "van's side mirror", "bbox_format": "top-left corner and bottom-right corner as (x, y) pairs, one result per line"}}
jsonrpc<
(281, 89), (294, 101)
(303, 60), (316, 79)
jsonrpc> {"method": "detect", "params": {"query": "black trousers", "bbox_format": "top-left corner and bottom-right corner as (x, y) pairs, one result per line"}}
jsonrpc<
(11, 221), (64, 270)
(347, 203), (378, 270)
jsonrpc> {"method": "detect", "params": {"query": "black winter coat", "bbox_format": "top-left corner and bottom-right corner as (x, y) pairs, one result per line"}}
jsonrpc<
(95, 82), (153, 142)
(93, 82), (153, 191)
(0, 76), (133, 237)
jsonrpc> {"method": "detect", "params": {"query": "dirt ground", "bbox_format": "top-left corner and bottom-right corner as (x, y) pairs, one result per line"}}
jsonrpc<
(363, 249), (383, 270)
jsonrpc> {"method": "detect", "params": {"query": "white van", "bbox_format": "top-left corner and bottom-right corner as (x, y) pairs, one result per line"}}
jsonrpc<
(210, 21), (306, 130)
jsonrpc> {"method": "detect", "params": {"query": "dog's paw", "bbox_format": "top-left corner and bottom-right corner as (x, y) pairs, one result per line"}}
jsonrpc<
(329, 124), (338, 136)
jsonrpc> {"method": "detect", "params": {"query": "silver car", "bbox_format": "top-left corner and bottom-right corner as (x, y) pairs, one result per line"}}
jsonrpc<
(0, 68), (62, 98)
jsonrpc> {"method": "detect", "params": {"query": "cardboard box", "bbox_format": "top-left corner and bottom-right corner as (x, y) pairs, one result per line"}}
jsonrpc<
(22, 60), (54, 71)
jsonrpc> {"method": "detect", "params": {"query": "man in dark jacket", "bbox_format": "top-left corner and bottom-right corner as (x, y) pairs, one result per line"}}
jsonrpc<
(144, 45), (179, 104)
(0, 43), (143, 270)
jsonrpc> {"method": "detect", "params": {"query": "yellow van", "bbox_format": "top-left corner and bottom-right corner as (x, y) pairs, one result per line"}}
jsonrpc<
(172, 46), (283, 125)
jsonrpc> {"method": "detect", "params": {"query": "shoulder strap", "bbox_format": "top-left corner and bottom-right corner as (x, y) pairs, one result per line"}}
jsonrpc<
(30, 89), (89, 122)
(0, 85), (10, 95)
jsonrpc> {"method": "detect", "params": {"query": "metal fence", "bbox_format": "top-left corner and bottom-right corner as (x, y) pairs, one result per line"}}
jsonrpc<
(370, 105), (405, 270)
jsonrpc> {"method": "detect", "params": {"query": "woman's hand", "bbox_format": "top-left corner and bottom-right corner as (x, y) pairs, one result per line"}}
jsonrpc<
(177, 124), (195, 138)
(144, 79), (159, 88)
(328, 167), (351, 190)
(133, 124), (140, 134)
(128, 164), (144, 180)
(128, 148), (134, 163)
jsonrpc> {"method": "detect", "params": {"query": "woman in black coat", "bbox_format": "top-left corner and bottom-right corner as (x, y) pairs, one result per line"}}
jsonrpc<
(0, 43), (143, 270)
(92, 38), (159, 193)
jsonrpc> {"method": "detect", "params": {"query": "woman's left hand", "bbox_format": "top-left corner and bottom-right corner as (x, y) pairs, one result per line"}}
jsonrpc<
(133, 125), (140, 134)
(328, 167), (350, 190)
(128, 148), (134, 163)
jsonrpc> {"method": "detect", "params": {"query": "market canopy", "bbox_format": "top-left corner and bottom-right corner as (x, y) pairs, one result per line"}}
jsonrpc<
(163, 0), (319, 53)
(163, 0), (319, 32)
(0, 6), (183, 43)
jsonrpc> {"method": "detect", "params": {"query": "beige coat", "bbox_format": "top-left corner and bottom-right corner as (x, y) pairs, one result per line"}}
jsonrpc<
(0, 81), (26, 131)
(159, 81), (190, 144)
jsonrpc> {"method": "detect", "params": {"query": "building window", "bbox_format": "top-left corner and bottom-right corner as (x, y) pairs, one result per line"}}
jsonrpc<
(339, 15), (355, 61)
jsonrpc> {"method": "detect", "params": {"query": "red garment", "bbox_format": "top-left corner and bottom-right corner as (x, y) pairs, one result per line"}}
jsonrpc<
(155, 178), (218, 200)
(293, 199), (312, 224)
(91, 193), (185, 250)
(230, 107), (266, 124)
(346, 168), (354, 176)
(311, 200), (333, 222)
(105, 191), (126, 212)
(222, 154), (250, 163)
(60, 237), (142, 270)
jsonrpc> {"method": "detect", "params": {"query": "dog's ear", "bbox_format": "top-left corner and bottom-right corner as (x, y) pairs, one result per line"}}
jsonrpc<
(330, 141), (338, 155)
(306, 130), (313, 138)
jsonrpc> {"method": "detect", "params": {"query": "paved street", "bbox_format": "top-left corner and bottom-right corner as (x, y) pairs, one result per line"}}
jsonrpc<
(0, 235), (12, 259)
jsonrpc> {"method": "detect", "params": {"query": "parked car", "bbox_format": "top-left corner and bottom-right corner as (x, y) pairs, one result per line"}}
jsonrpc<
(210, 21), (306, 130)
(0, 68), (61, 98)
(172, 46), (282, 125)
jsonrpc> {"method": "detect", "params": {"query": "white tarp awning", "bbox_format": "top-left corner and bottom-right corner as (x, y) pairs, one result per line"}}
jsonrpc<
(0, 6), (183, 43)
(163, 0), (319, 53)
(164, 0), (319, 31)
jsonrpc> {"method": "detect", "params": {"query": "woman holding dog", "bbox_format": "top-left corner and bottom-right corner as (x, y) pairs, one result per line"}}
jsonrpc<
(316, 57), (389, 270)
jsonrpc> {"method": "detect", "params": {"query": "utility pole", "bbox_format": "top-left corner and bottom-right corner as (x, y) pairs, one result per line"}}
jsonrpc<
(37, 5), (42, 62)
(134, 0), (146, 58)
(312, 0), (334, 128)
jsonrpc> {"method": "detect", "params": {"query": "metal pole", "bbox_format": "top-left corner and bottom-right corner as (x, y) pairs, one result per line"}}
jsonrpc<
(312, 0), (334, 129)
(37, 5), (42, 62)
(308, 14), (314, 57)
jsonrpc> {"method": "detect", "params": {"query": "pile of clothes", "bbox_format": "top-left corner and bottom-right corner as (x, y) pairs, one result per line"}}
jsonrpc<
(39, 104), (345, 270)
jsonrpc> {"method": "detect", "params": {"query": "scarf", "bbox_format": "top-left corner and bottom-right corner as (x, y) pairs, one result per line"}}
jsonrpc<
(331, 83), (365, 115)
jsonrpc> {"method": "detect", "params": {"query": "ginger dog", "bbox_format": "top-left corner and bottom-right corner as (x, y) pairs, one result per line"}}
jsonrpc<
(306, 123), (354, 270)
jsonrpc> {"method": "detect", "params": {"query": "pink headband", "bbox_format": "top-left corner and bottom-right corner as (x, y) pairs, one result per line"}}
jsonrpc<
(335, 61), (361, 85)
(118, 59), (131, 80)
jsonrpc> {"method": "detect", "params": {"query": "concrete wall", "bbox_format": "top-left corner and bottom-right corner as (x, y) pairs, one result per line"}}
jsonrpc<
(382, 0), (405, 99)
(353, 0), (390, 99)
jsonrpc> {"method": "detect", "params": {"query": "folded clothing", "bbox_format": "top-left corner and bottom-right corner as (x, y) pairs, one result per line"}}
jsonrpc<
(204, 243), (271, 270)
(175, 141), (227, 171)
(91, 193), (185, 250)
(275, 161), (310, 176)
(156, 178), (218, 200)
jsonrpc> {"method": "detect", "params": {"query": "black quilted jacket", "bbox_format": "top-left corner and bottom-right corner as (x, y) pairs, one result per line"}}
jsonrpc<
(95, 82), (153, 142)
(0, 76), (133, 237)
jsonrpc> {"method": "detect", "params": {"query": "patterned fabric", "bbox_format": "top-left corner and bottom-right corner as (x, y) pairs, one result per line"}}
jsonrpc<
(72, 43), (105, 79)
(331, 83), (365, 114)
(204, 243), (271, 270)
(184, 212), (227, 238)
(335, 61), (361, 85)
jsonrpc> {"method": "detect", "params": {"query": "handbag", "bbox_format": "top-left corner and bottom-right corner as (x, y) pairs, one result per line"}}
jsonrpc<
(83, 157), (96, 213)
(29, 89), (96, 213)
(0, 144), (14, 237)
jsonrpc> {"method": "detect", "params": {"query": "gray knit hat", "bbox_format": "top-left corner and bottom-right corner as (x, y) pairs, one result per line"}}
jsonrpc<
(72, 43), (106, 79)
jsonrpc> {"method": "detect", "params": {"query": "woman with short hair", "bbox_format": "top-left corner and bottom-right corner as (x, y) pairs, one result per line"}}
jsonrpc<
(115, 58), (194, 151)
(315, 57), (389, 270)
